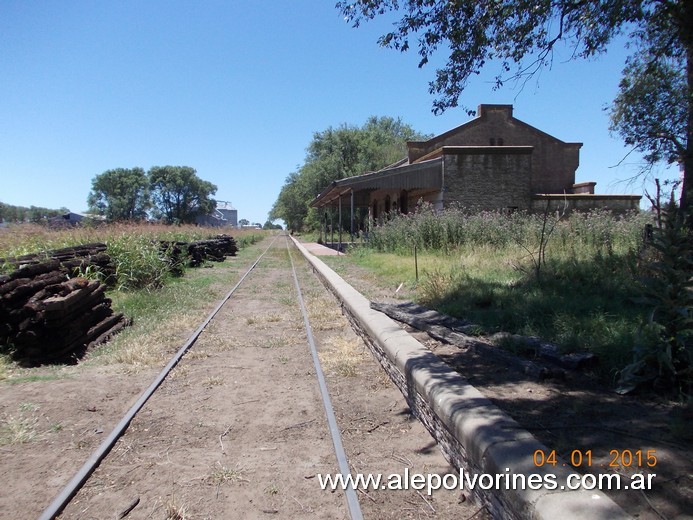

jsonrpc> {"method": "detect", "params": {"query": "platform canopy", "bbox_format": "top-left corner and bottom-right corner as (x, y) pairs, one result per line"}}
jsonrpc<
(310, 158), (443, 208)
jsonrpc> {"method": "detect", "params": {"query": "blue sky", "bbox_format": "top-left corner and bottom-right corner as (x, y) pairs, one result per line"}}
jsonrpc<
(0, 1), (674, 224)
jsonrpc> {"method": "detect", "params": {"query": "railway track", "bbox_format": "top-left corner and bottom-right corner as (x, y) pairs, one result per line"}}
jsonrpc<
(6, 234), (479, 519)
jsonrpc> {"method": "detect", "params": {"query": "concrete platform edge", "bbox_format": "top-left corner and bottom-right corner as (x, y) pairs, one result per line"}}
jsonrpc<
(290, 237), (631, 520)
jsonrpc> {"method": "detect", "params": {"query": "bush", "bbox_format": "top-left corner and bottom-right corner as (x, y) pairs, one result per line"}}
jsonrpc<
(618, 204), (693, 396)
(360, 207), (659, 387)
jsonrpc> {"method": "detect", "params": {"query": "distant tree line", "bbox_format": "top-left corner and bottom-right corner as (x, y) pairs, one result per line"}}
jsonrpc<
(87, 165), (217, 224)
(0, 202), (68, 223)
(270, 116), (429, 232)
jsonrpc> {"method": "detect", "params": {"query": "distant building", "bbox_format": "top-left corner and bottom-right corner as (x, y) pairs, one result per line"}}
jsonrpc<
(312, 104), (641, 220)
(195, 201), (238, 227)
(48, 211), (104, 227)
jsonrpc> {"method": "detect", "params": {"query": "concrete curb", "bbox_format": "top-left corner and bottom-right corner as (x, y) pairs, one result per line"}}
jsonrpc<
(291, 237), (631, 520)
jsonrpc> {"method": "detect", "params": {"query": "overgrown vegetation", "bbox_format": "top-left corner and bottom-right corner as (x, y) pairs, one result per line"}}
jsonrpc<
(0, 223), (266, 375)
(0, 222), (264, 288)
(337, 206), (691, 396)
(618, 203), (693, 396)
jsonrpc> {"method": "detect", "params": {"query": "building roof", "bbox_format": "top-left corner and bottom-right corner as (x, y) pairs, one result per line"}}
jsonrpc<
(216, 201), (236, 211)
(311, 158), (443, 207)
(406, 104), (581, 163)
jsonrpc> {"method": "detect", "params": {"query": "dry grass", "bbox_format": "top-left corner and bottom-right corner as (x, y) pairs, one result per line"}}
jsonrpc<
(319, 337), (364, 378)
(246, 312), (289, 330)
(258, 335), (290, 349)
(306, 299), (343, 331)
(0, 222), (265, 258)
(0, 414), (38, 446)
(95, 313), (200, 371)
(164, 496), (189, 520)
(0, 356), (12, 381)
(206, 461), (248, 485)
(202, 376), (224, 387)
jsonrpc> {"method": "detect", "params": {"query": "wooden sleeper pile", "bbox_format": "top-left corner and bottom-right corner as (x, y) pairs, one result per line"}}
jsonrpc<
(160, 234), (238, 268)
(1, 234), (239, 364)
(1, 243), (116, 285)
(0, 259), (129, 365)
(187, 234), (238, 267)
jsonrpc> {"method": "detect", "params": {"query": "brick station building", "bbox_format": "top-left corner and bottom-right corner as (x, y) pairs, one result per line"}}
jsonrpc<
(311, 104), (641, 236)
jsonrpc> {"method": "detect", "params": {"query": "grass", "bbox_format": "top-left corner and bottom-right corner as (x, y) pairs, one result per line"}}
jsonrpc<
(0, 402), (48, 445)
(0, 222), (267, 289)
(319, 337), (364, 378)
(97, 275), (236, 367)
(264, 482), (279, 495)
(325, 208), (654, 386)
(164, 496), (189, 520)
(207, 461), (248, 485)
(1, 226), (269, 377)
(202, 376), (224, 387)
(0, 414), (38, 445)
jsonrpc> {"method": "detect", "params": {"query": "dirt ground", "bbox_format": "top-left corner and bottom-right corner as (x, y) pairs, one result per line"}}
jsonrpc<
(322, 248), (693, 520)
(0, 238), (487, 519)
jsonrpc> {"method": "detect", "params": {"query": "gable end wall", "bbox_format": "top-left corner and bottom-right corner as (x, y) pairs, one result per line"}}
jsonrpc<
(443, 151), (533, 211)
(409, 105), (581, 194)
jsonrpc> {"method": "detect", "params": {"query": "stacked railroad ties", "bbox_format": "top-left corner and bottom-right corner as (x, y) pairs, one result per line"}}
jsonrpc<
(0, 235), (238, 365)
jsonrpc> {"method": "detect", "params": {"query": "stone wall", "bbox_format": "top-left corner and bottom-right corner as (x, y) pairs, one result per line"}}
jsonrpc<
(531, 194), (642, 214)
(443, 147), (533, 211)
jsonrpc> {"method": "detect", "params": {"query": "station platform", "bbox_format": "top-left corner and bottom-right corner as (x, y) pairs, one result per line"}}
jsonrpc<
(298, 242), (345, 256)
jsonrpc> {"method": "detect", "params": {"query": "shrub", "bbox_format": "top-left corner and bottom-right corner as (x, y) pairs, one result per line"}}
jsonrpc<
(106, 234), (172, 291)
(360, 207), (660, 388)
(618, 204), (693, 396)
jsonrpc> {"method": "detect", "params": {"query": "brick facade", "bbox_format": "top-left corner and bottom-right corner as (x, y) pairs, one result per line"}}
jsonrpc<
(442, 147), (533, 211)
(311, 104), (641, 220)
(408, 104), (581, 195)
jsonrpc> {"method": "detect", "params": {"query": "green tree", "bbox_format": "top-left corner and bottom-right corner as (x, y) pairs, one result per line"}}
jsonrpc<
(609, 21), (689, 203)
(28, 205), (65, 223)
(149, 166), (217, 224)
(87, 167), (150, 221)
(270, 116), (427, 231)
(263, 220), (282, 230)
(337, 0), (693, 209)
(270, 172), (308, 232)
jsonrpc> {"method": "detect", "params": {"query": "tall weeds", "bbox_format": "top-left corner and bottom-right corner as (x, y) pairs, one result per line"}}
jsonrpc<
(0, 223), (264, 289)
(361, 206), (654, 386)
(367, 204), (649, 259)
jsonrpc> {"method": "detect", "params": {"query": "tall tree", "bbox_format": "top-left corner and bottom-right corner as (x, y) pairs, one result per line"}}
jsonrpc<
(609, 7), (690, 206)
(270, 172), (307, 232)
(149, 166), (217, 224)
(610, 52), (686, 178)
(337, 0), (693, 209)
(87, 167), (150, 221)
(270, 116), (427, 231)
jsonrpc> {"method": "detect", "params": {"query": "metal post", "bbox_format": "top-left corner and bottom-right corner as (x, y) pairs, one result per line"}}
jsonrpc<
(415, 245), (419, 282)
(338, 195), (342, 253)
(350, 190), (354, 243)
(319, 211), (324, 244)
